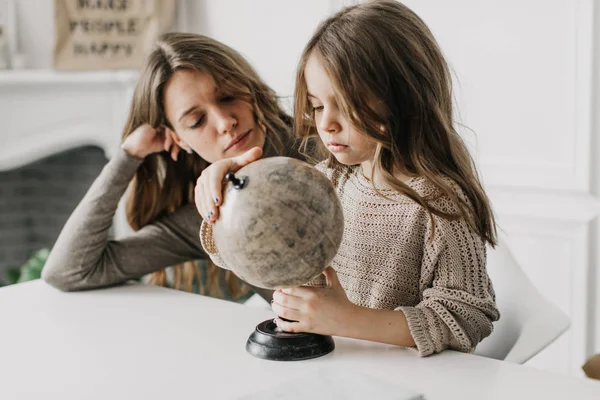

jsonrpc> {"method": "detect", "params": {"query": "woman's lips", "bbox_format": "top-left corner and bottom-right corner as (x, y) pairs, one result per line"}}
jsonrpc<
(226, 130), (252, 151)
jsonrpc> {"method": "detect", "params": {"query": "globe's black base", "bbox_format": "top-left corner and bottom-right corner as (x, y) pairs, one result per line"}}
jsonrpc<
(246, 319), (335, 361)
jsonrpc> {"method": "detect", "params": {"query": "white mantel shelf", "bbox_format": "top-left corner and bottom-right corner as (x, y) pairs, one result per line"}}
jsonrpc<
(0, 69), (139, 86)
(0, 68), (138, 172)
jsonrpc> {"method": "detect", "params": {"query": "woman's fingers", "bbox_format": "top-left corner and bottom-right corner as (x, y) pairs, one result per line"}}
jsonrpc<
(204, 178), (218, 223)
(194, 178), (205, 219)
(194, 149), (263, 223)
(163, 128), (172, 152)
(195, 172), (219, 223)
(163, 128), (181, 161)
(208, 161), (231, 208)
(170, 143), (180, 162)
(195, 176), (212, 221)
(231, 147), (262, 170)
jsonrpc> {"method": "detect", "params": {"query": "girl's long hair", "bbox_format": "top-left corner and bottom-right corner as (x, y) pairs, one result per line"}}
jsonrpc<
(123, 32), (292, 293)
(294, 1), (496, 246)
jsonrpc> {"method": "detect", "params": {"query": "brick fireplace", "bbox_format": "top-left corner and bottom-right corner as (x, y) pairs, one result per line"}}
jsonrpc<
(0, 69), (138, 279)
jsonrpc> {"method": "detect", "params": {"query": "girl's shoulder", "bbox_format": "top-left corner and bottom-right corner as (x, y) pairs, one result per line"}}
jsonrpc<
(409, 175), (471, 215)
(315, 160), (357, 189)
(313, 162), (469, 215)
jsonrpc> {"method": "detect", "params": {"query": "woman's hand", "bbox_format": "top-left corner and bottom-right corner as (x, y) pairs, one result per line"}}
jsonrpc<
(271, 267), (357, 337)
(195, 146), (262, 223)
(121, 124), (181, 161)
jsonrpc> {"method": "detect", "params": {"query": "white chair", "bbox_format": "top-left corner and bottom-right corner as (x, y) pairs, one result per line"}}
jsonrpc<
(475, 234), (570, 364)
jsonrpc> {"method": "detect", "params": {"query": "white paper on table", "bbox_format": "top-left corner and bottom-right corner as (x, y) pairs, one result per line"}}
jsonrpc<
(239, 367), (425, 400)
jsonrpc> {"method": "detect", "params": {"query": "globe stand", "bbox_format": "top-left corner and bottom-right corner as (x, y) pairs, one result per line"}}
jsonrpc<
(246, 319), (335, 361)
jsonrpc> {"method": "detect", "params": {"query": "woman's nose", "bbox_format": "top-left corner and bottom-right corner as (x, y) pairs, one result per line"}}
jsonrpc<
(214, 109), (237, 135)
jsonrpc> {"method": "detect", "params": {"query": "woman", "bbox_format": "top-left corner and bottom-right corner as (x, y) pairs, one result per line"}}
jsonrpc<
(42, 32), (303, 302)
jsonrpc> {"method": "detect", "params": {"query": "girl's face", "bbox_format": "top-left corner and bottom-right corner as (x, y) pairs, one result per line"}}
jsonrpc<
(305, 53), (377, 167)
(163, 69), (266, 163)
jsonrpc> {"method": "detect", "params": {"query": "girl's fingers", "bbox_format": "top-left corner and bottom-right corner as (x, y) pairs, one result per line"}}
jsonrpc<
(272, 289), (302, 309)
(273, 318), (299, 333)
(271, 302), (302, 322)
(322, 266), (339, 288)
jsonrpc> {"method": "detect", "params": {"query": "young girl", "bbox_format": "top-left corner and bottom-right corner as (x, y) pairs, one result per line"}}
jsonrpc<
(41, 33), (303, 303)
(197, 0), (499, 356)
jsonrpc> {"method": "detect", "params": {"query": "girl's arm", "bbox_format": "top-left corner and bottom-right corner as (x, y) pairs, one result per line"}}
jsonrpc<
(395, 216), (500, 356)
(272, 267), (415, 347)
(273, 217), (499, 356)
(337, 306), (416, 347)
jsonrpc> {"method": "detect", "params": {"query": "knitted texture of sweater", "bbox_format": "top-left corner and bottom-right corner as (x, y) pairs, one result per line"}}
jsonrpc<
(200, 161), (500, 356)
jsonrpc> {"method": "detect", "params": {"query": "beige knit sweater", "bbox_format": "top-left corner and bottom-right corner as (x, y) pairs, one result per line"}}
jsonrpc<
(201, 162), (500, 357)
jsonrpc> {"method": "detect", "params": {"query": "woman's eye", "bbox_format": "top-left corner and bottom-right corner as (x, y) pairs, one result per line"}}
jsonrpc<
(313, 105), (324, 113)
(190, 116), (205, 129)
(220, 96), (235, 103)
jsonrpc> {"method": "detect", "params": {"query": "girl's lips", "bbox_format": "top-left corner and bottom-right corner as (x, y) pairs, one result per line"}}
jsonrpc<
(327, 143), (348, 153)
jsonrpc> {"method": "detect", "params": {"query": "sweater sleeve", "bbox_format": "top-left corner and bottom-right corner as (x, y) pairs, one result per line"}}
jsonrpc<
(397, 215), (500, 356)
(199, 220), (230, 270)
(41, 148), (206, 291)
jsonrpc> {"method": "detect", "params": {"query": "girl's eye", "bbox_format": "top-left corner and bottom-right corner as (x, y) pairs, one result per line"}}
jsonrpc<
(220, 96), (235, 103)
(313, 105), (324, 113)
(190, 116), (205, 129)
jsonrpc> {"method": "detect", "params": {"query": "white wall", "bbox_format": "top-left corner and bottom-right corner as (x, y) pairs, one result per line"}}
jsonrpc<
(12, 1), (55, 69)
(400, 0), (599, 376)
(11, 0), (336, 103)
(183, 0), (600, 376)
(4, 0), (599, 377)
(179, 0), (337, 109)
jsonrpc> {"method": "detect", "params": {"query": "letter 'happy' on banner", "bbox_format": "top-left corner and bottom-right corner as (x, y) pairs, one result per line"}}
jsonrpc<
(53, 0), (176, 70)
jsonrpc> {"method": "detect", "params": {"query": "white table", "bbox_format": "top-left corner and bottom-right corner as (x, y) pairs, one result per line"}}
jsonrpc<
(0, 280), (598, 399)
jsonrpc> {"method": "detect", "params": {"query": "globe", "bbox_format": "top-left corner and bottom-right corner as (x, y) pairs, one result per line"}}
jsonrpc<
(210, 157), (344, 289)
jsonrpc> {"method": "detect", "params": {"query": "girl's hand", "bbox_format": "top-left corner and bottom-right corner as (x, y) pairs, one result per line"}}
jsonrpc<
(121, 124), (181, 161)
(271, 267), (356, 336)
(195, 146), (262, 223)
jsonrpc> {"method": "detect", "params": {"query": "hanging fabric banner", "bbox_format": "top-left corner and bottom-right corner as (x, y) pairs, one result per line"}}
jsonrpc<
(53, 0), (176, 70)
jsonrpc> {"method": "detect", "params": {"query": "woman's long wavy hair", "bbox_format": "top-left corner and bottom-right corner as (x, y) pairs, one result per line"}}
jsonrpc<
(295, 1), (497, 246)
(122, 32), (292, 294)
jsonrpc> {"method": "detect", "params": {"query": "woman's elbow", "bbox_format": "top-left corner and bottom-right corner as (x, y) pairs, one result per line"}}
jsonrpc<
(41, 266), (80, 292)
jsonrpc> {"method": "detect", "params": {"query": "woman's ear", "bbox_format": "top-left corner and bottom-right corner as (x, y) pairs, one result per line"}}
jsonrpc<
(167, 128), (193, 154)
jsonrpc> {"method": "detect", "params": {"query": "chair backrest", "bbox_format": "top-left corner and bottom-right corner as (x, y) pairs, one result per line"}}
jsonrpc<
(474, 234), (570, 364)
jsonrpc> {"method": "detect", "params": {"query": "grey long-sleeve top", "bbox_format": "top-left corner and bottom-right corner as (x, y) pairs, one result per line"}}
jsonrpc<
(41, 149), (206, 291)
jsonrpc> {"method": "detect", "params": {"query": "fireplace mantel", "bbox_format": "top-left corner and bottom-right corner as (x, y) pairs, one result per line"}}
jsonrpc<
(0, 69), (139, 171)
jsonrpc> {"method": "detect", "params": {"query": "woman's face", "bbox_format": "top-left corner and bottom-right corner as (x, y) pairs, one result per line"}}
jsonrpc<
(163, 69), (266, 163)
